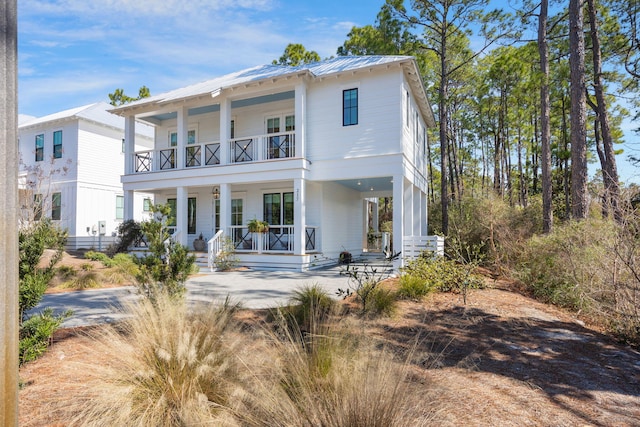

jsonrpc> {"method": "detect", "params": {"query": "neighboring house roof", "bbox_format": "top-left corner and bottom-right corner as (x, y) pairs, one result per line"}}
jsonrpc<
(20, 102), (154, 137)
(110, 56), (435, 127)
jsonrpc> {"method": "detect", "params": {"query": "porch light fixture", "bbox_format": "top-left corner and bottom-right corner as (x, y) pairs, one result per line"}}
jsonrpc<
(357, 180), (361, 186)
(213, 187), (219, 199)
(370, 187), (374, 191)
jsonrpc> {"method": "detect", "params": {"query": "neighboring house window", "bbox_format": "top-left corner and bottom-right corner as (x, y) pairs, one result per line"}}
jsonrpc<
(116, 195), (124, 220)
(53, 130), (62, 158)
(188, 197), (196, 234)
(33, 194), (43, 221)
(35, 134), (44, 162)
(143, 198), (152, 212)
(343, 88), (358, 126)
(51, 192), (61, 220)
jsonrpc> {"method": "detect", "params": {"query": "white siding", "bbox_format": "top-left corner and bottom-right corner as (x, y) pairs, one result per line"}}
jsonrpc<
(319, 182), (363, 259)
(306, 70), (404, 162)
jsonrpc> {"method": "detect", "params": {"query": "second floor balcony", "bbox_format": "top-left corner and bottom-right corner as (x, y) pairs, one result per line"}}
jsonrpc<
(132, 131), (296, 174)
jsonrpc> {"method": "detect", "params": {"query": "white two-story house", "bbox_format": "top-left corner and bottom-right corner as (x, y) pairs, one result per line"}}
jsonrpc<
(19, 102), (154, 250)
(110, 56), (439, 271)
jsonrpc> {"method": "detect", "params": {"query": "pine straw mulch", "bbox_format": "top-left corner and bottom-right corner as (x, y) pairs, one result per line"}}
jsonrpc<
(19, 276), (640, 426)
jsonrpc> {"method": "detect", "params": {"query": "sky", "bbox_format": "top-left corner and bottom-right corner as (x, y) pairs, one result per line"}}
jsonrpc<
(17, 0), (640, 184)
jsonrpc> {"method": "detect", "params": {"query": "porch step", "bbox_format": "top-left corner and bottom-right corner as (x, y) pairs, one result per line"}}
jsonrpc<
(192, 251), (209, 271)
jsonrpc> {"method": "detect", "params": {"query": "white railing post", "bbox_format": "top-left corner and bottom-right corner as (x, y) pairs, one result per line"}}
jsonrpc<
(207, 230), (224, 272)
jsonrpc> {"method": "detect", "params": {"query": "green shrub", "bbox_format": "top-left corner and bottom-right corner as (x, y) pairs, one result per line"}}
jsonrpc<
(368, 285), (397, 316)
(401, 255), (484, 294)
(104, 254), (140, 285)
(107, 219), (143, 255)
(19, 308), (71, 365)
(62, 271), (102, 290)
(56, 265), (76, 280)
(398, 274), (435, 300)
(84, 251), (113, 267)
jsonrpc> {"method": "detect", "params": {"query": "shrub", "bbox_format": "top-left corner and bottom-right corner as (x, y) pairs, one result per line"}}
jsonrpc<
(19, 308), (71, 365)
(397, 273), (435, 300)
(104, 254), (139, 285)
(401, 254), (485, 295)
(84, 251), (113, 267)
(368, 285), (397, 316)
(338, 252), (400, 316)
(135, 204), (196, 302)
(56, 265), (76, 280)
(107, 219), (143, 255)
(213, 236), (239, 272)
(62, 271), (102, 290)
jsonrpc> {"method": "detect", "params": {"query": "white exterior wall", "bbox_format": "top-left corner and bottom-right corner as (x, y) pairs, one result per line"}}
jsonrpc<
(319, 182), (363, 259)
(306, 70), (403, 162)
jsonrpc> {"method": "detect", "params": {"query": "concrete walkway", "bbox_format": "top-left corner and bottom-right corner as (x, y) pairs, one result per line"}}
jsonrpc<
(30, 267), (354, 328)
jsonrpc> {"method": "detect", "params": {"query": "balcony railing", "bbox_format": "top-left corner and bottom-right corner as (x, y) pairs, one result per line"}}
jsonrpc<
(132, 133), (295, 173)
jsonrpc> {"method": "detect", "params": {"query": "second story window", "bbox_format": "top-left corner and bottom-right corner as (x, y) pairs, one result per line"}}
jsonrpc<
(35, 134), (44, 162)
(53, 130), (62, 159)
(169, 129), (196, 147)
(343, 88), (358, 126)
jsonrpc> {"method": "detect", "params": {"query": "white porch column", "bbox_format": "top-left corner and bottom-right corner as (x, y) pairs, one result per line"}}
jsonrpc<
(413, 185), (421, 236)
(219, 183), (230, 234)
(294, 82), (306, 159)
(420, 188), (428, 236)
(392, 174), (404, 269)
(123, 189), (134, 221)
(177, 106), (188, 169)
(371, 198), (380, 232)
(124, 115), (136, 174)
(294, 178), (306, 256)
(220, 98), (230, 164)
(176, 186), (188, 246)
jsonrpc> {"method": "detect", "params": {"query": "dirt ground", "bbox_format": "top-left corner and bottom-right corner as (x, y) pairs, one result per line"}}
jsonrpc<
(18, 263), (640, 426)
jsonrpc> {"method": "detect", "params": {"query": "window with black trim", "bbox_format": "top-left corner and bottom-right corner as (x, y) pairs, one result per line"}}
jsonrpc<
(343, 88), (358, 126)
(53, 130), (62, 158)
(35, 134), (44, 161)
(188, 198), (196, 234)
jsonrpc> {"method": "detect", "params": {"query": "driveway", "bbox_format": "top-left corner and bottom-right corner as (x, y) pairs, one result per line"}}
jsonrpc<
(30, 267), (354, 328)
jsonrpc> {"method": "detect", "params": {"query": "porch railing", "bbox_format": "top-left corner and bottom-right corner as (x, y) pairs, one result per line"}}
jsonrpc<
(207, 230), (224, 271)
(229, 225), (296, 253)
(403, 235), (445, 259)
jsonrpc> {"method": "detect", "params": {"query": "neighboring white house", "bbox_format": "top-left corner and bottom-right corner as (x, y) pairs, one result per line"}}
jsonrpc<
(110, 56), (441, 271)
(18, 102), (154, 250)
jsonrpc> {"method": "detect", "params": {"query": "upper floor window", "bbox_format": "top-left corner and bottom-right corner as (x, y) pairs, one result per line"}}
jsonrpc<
(169, 129), (196, 147)
(51, 192), (61, 220)
(35, 134), (44, 162)
(116, 195), (124, 220)
(343, 88), (358, 126)
(53, 130), (62, 159)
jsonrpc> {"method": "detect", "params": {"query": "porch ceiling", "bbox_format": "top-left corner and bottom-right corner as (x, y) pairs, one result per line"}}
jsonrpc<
(337, 176), (393, 192)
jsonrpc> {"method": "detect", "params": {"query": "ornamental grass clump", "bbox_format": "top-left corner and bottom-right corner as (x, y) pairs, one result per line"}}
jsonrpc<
(73, 294), (243, 426)
(239, 306), (428, 426)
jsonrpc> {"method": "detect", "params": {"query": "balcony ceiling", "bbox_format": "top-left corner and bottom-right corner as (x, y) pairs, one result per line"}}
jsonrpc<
(337, 177), (394, 193)
(143, 90), (295, 123)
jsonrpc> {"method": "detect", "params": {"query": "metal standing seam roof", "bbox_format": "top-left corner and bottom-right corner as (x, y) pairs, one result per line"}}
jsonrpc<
(109, 56), (435, 126)
(19, 101), (154, 137)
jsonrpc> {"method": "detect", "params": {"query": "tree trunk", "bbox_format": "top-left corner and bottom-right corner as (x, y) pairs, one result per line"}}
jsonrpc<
(440, 40), (449, 235)
(539, 0), (553, 232)
(569, 0), (589, 220)
(587, 0), (621, 220)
